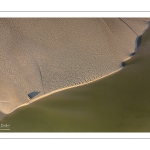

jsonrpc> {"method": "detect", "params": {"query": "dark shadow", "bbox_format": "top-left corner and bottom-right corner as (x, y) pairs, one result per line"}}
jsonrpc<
(135, 35), (142, 50)
(130, 52), (136, 56)
(28, 91), (40, 99)
(121, 62), (126, 67)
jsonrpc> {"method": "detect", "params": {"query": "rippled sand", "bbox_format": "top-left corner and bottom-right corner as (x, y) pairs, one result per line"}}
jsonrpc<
(0, 18), (149, 114)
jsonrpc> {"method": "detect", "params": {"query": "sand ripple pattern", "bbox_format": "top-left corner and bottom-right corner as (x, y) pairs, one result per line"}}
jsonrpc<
(0, 18), (149, 114)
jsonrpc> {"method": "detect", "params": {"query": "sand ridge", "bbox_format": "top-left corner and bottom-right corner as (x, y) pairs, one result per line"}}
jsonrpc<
(0, 18), (149, 114)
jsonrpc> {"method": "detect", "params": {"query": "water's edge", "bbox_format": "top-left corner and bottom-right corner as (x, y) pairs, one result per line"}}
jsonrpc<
(0, 22), (149, 119)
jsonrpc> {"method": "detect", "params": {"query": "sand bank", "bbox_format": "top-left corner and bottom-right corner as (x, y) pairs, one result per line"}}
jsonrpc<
(0, 18), (149, 114)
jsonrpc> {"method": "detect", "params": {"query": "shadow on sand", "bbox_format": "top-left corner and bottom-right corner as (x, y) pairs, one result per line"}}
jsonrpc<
(135, 35), (142, 50)
(121, 35), (142, 68)
(28, 91), (40, 99)
(121, 62), (126, 67)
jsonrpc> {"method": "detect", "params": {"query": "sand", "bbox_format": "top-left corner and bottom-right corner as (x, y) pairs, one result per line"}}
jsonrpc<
(0, 18), (149, 114)
(1, 26), (150, 132)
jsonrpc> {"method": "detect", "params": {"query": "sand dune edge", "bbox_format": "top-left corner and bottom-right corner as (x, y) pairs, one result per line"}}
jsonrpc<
(0, 18), (149, 116)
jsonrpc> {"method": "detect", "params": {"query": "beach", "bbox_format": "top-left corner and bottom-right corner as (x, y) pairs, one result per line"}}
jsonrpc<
(0, 18), (149, 115)
(1, 18), (150, 131)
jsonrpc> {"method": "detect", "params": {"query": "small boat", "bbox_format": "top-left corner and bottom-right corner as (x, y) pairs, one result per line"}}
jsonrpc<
(27, 91), (40, 102)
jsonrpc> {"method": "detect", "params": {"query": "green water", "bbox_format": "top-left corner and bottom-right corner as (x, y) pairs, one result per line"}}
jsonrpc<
(1, 28), (150, 132)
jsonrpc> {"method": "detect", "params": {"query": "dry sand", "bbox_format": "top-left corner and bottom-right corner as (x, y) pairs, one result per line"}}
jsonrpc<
(0, 18), (149, 114)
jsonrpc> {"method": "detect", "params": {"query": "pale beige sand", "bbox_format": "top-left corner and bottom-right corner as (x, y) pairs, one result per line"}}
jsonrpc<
(0, 18), (149, 114)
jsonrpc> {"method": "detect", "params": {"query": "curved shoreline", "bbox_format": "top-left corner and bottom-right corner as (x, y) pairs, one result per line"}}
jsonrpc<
(9, 54), (132, 115)
(9, 67), (122, 114)
(1, 20), (149, 116)
(0, 49), (142, 116)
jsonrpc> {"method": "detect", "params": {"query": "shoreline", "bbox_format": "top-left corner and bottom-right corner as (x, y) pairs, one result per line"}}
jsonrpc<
(1, 47), (142, 115)
(8, 67), (123, 114)
(1, 20), (149, 116)
(7, 51), (137, 115)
